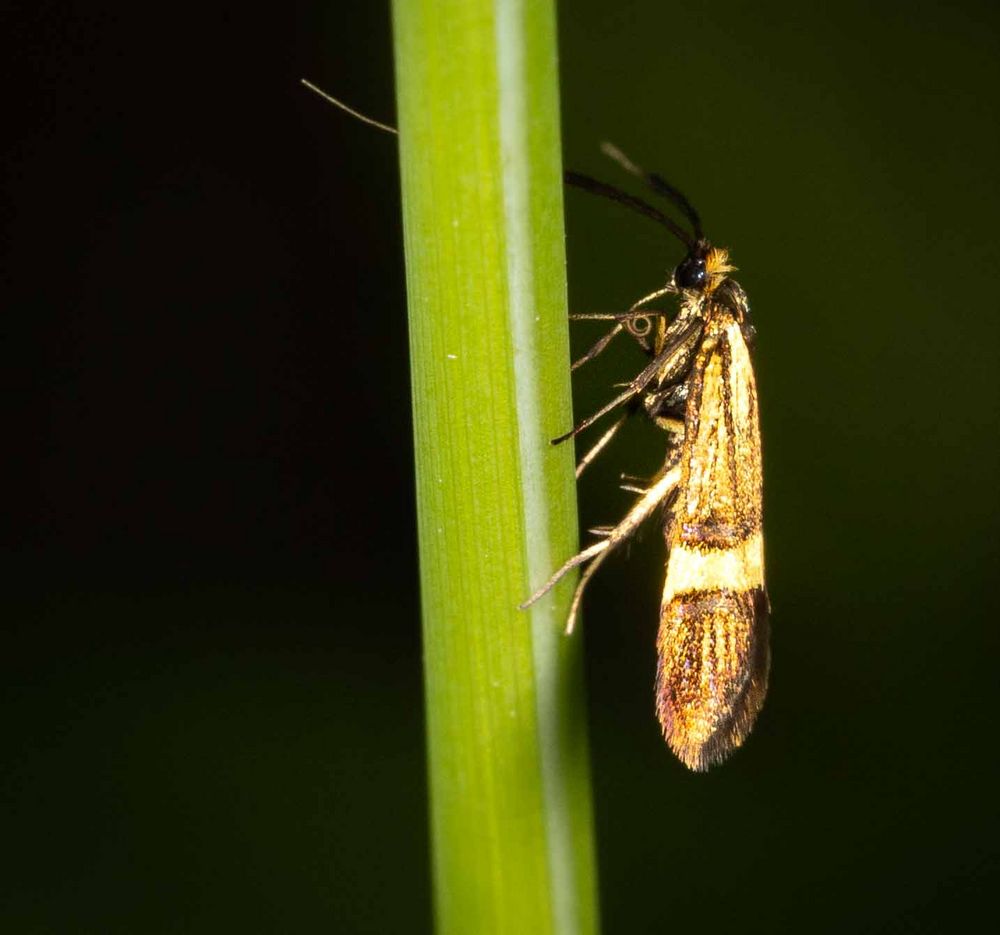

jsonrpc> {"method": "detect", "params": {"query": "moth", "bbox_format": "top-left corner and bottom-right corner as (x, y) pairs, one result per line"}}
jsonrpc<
(300, 80), (770, 769)
(522, 144), (770, 771)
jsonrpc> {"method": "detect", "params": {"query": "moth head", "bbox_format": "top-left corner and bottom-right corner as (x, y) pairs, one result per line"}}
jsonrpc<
(674, 241), (735, 294)
(673, 251), (707, 291)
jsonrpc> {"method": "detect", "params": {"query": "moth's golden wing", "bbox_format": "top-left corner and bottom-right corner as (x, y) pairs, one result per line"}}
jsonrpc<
(656, 309), (769, 771)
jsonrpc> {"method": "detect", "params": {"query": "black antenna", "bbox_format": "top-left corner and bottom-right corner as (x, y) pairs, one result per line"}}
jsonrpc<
(564, 170), (695, 251)
(299, 80), (703, 249)
(600, 143), (703, 241)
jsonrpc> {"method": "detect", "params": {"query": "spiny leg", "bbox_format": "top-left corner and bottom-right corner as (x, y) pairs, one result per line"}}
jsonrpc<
(520, 462), (681, 633)
(562, 462), (680, 634)
(552, 315), (704, 445)
(552, 350), (667, 444)
(619, 473), (648, 494)
(575, 412), (628, 478)
(519, 540), (609, 612)
(569, 290), (673, 362)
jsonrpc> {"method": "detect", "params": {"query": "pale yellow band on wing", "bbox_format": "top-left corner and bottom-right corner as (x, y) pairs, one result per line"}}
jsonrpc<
(662, 531), (764, 603)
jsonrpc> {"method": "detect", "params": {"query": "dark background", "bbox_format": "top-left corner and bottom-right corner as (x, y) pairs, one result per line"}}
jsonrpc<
(5, 0), (998, 931)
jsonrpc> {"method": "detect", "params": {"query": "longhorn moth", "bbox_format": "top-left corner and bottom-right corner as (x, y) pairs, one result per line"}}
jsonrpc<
(522, 144), (770, 771)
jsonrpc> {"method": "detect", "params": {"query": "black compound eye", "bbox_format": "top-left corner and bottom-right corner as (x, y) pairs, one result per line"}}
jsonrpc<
(674, 256), (706, 290)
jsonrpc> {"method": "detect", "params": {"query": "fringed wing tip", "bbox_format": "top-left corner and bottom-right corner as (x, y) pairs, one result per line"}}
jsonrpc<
(663, 659), (770, 771)
(656, 587), (771, 771)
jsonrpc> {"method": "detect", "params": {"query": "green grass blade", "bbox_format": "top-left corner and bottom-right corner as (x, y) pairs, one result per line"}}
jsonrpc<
(391, 1), (599, 932)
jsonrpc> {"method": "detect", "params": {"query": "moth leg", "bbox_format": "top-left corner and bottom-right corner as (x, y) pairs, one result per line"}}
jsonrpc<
(520, 461), (681, 634)
(575, 412), (628, 478)
(644, 384), (688, 445)
(628, 285), (676, 311)
(569, 306), (669, 322)
(572, 322), (624, 371)
(569, 313), (643, 320)
(552, 352), (667, 444)
(569, 306), (668, 367)
(619, 472), (648, 494)
(621, 284), (674, 355)
(553, 316), (704, 445)
(562, 462), (680, 634)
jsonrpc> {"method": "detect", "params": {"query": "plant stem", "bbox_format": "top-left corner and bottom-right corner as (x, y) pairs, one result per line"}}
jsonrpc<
(391, 1), (599, 932)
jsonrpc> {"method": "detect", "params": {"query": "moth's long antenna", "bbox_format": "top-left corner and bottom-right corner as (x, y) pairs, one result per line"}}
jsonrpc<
(300, 79), (398, 136)
(600, 142), (703, 241)
(298, 81), (700, 252)
(564, 170), (695, 250)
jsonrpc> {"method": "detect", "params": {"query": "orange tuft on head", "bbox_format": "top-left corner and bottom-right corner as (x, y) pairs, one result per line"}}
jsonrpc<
(706, 246), (735, 276)
(697, 246), (736, 295)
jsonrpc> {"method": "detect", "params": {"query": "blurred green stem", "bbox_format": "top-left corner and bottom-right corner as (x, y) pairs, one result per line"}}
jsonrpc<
(392, 0), (599, 932)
